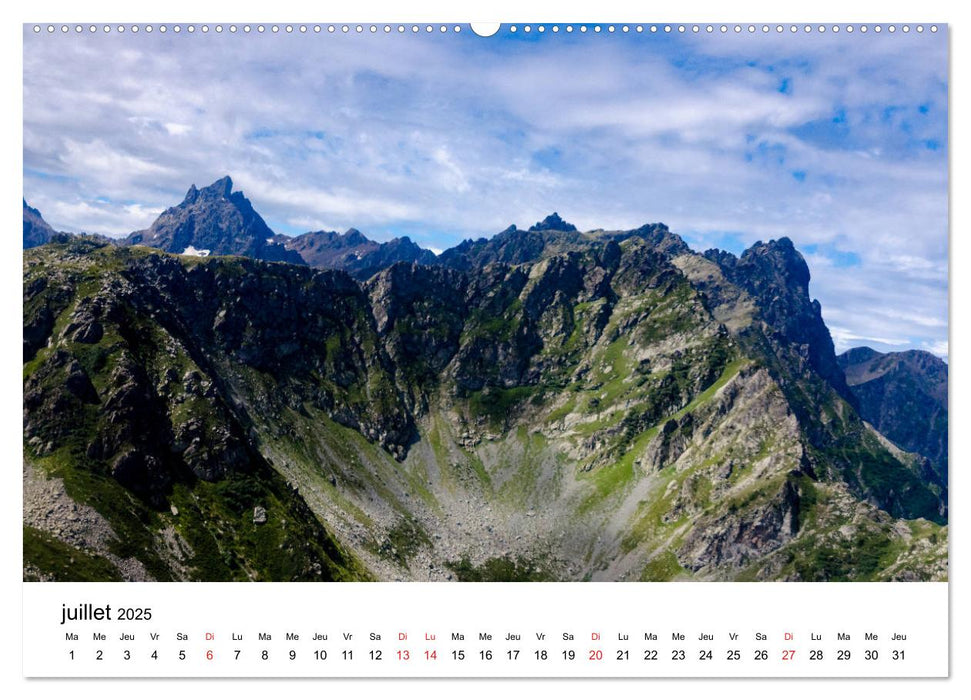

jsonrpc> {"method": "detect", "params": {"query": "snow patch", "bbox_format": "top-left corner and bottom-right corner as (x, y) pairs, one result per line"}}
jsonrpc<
(181, 246), (211, 257)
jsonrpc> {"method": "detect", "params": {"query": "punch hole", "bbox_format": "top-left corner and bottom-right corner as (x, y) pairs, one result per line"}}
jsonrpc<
(463, 22), (484, 34)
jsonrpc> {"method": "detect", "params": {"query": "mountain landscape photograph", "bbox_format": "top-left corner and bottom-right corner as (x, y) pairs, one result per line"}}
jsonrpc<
(22, 24), (948, 583)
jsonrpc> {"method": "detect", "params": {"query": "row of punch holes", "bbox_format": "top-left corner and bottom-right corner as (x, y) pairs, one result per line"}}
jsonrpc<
(32, 24), (941, 35)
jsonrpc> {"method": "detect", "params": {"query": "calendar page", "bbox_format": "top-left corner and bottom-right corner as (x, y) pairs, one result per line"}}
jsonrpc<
(19, 7), (952, 687)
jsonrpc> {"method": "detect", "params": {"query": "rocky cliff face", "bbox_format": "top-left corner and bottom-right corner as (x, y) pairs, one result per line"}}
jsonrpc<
(23, 199), (57, 248)
(702, 238), (854, 406)
(838, 347), (948, 490)
(23, 216), (947, 583)
(124, 177), (304, 265)
(278, 229), (437, 280)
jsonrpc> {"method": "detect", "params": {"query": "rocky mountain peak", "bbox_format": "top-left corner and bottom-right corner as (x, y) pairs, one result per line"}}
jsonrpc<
(838, 346), (948, 488)
(123, 176), (304, 265)
(529, 212), (577, 233)
(704, 236), (852, 407)
(343, 228), (369, 246)
(626, 223), (689, 257)
(23, 199), (57, 249)
(182, 176), (233, 205)
(839, 346), (881, 366)
(206, 175), (234, 198)
(738, 237), (810, 292)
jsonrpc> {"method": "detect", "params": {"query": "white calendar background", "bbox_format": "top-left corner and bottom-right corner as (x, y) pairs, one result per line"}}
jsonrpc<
(23, 582), (948, 678)
(6, 0), (967, 697)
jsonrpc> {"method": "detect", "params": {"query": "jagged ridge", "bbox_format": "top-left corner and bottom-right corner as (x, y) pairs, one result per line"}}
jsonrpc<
(22, 221), (947, 583)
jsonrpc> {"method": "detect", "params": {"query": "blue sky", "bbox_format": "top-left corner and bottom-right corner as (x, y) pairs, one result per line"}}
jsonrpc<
(23, 25), (948, 358)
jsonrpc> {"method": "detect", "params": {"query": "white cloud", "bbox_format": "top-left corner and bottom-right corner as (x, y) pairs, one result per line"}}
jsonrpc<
(164, 123), (192, 136)
(22, 27), (947, 355)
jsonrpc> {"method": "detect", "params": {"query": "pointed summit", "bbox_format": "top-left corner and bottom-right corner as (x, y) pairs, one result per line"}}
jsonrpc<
(342, 228), (369, 247)
(529, 212), (577, 233)
(202, 175), (233, 198)
(124, 176), (303, 265)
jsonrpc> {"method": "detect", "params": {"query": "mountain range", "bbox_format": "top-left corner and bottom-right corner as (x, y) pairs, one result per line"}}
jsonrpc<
(22, 177), (948, 582)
